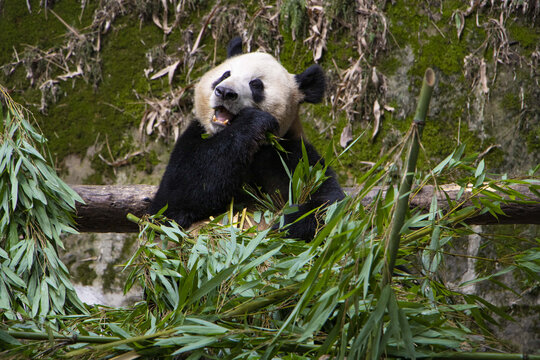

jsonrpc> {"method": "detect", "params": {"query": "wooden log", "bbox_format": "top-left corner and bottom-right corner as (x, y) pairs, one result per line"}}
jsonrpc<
(72, 185), (155, 233)
(70, 184), (540, 233)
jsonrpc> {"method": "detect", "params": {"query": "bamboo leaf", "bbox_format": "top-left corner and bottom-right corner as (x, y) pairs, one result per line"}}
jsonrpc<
(179, 318), (228, 335)
(186, 266), (236, 307)
(172, 337), (217, 355)
(475, 159), (485, 178)
(1, 264), (26, 288)
(39, 281), (50, 315)
(0, 280), (11, 309)
(0, 329), (21, 346)
(237, 244), (282, 279)
(109, 324), (132, 339)
(299, 286), (338, 341)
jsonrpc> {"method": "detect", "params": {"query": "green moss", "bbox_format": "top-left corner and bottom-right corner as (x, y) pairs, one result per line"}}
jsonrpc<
(75, 262), (98, 286)
(501, 93), (521, 112)
(384, 1), (426, 47)
(279, 32), (313, 73)
(0, 1), (97, 65)
(385, 1), (470, 78)
(526, 126), (540, 154)
(0, 1), (171, 180)
(135, 149), (160, 173)
(303, 99), (503, 185)
(102, 235), (137, 292)
(379, 55), (401, 76)
(508, 22), (540, 55)
(322, 32), (358, 69)
(413, 35), (468, 76)
(280, 0), (307, 41)
(302, 105), (403, 184)
(1, 0), (536, 188)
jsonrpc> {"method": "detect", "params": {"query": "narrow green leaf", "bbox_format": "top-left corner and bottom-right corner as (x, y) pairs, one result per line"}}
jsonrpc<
(109, 324), (132, 339)
(0, 329), (22, 346)
(172, 337), (217, 355)
(1, 264), (26, 288)
(475, 159), (485, 178)
(40, 281), (50, 315)
(186, 266), (236, 307)
(0, 280), (11, 309)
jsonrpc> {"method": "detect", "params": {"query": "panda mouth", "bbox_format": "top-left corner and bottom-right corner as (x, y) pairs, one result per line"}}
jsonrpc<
(212, 106), (234, 126)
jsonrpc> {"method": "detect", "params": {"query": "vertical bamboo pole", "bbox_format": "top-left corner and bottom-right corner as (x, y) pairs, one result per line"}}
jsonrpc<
(381, 68), (436, 287)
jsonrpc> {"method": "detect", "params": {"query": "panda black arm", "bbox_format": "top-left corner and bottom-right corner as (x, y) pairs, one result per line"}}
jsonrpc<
(283, 168), (344, 240)
(252, 139), (345, 240)
(149, 108), (278, 228)
(282, 141), (345, 240)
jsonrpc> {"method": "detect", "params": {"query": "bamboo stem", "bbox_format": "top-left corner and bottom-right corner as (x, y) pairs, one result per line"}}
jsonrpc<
(64, 329), (177, 357)
(381, 68), (436, 287)
(426, 352), (540, 360)
(7, 330), (120, 343)
(221, 284), (301, 319)
(126, 213), (162, 233)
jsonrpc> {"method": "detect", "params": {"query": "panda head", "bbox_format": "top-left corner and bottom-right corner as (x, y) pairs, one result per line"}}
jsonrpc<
(194, 38), (325, 137)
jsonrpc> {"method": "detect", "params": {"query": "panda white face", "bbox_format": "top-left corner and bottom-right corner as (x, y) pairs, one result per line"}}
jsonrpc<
(194, 52), (304, 137)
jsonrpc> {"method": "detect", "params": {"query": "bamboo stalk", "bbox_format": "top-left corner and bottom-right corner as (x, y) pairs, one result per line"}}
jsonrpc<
(426, 352), (540, 360)
(7, 330), (120, 344)
(8, 330), (540, 359)
(64, 329), (177, 357)
(381, 68), (436, 287)
(220, 284), (301, 319)
(126, 212), (162, 233)
(403, 207), (478, 244)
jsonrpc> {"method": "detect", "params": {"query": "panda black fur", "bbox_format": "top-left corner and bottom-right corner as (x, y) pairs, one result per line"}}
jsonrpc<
(149, 38), (345, 240)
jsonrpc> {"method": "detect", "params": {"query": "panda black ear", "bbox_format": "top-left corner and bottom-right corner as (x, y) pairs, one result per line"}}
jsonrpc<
(295, 64), (326, 104)
(227, 37), (243, 58)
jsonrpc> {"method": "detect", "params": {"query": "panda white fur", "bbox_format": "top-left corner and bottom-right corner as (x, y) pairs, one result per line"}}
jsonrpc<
(149, 37), (344, 240)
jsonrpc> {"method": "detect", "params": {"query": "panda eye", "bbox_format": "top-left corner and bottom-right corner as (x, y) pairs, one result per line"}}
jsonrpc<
(212, 70), (231, 89)
(249, 78), (264, 103)
(249, 78), (264, 90)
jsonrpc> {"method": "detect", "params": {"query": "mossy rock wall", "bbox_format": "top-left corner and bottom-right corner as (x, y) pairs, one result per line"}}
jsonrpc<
(2, 1), (538, 184)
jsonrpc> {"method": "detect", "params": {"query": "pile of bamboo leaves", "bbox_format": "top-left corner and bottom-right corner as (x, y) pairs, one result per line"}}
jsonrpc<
(1, 85), (539, 359)
(0, 87), (86, 322)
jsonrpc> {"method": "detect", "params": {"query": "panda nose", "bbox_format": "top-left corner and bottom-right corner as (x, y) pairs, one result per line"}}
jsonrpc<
(215, 86), (238, 101)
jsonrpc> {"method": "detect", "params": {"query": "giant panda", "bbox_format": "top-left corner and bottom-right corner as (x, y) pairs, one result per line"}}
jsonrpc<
(149, 37), (345, 240)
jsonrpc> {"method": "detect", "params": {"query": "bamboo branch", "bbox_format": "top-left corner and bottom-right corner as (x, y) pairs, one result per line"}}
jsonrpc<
(382, 68), (436, 286)
(7, 330), (120, 344)
(220, 284), (302, 319)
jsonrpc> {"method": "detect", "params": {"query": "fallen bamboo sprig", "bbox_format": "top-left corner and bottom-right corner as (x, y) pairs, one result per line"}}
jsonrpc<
(220, 284), (302, 319)
(64, 329), (177, 357)
(126, 213), (197, 245)
(6, 330), (120, 343)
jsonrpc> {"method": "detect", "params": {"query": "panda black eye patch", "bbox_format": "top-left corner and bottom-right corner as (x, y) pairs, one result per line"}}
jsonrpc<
(212, 70), (231, 89)
(249, 78), (264, 103)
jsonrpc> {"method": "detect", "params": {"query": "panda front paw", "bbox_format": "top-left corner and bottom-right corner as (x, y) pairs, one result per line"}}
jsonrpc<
(157, 207), (194, 230)
(236, 107), (279, 135)
(281, 208), (318, 241)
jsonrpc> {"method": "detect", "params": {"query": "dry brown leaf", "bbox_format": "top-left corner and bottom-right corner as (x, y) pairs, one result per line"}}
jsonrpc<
(340, 123), (353, 148)
(58, 64), (83, 81)
(150, 60), (180, 86)
(372, 99), (381, 141)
